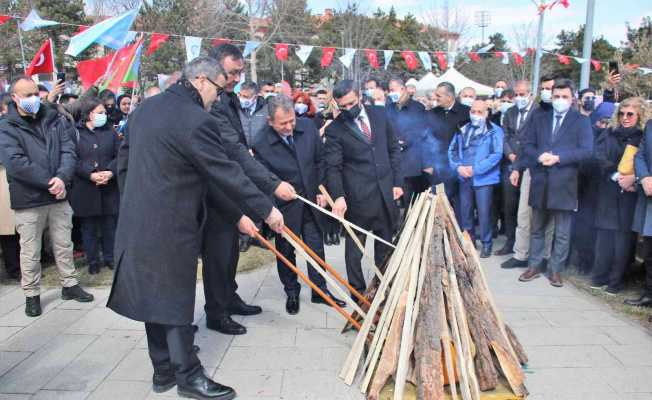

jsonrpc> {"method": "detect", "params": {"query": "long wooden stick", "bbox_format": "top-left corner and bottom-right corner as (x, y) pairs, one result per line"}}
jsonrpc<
(252, 231), (361, 331)
(295, 193), (396, 249)
(283, 226), (370, 307)
(318, 185), (384, 281)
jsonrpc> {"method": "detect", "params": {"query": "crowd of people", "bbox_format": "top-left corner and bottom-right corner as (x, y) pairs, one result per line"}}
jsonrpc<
(0, 43), (651, 399)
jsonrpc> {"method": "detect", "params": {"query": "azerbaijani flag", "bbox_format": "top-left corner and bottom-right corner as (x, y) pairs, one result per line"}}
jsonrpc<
(101, 37), (144, 93)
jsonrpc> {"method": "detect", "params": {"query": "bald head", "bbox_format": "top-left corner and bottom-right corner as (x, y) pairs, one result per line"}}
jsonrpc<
(470, 99), (489, 117)
(10, 77), (39, 116)
(513, 80), (531, 97)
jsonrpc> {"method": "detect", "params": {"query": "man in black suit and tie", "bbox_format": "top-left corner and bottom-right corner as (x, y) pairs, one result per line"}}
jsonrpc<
(253, 95), (346, 315)
(324, 80), (403, 295)
(518, 79), (593, 288)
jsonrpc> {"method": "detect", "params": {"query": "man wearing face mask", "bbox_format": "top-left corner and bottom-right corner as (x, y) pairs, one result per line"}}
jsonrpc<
(109, 57), (284, 399)
(459, 87), (477, 108)
(518, 79), (592, 288)
(363, 78), (381, 106)
(578, 87), (597, 117)
(205, 44), (296, 336)
(491, 88), (515, 127)
(237, 81), (268, 148)
(259, 81), (276, 101)
(538, 74), (556, 112)
(0, 76), (94, 317)
(448, 100), (504, 258)
(493, 80), (508, 100)
(324, 80), (403, 295)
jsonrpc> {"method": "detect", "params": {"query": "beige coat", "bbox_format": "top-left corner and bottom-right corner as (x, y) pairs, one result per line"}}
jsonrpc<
(0, 165), (16, 235)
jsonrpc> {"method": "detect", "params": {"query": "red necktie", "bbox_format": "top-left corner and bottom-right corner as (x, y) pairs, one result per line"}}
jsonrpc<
(358, 116), (372, 141)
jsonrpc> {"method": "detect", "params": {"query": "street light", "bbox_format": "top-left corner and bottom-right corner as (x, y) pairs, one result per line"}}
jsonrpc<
(475, 10), (491, 45)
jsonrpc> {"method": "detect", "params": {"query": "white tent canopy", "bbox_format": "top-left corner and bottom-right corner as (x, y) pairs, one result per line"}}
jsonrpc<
(416, 68), (495, 97)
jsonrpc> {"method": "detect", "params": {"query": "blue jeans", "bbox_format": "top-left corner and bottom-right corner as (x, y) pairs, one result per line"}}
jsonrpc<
(459, 180), (494, 246)
(80, 215), (117, 266)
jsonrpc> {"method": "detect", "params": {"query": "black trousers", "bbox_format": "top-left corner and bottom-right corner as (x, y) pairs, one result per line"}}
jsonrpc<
(0, 234), (20, 276)
(275, 211), (326, 296)
(643, 237), (652, 297)
(202, 210), (239, 320)
(345, 211), (393, 294)
(501, 170), (520, 247)
(145, 323), (201, 384)
(591, 229), (634, 290)
(79, 215), (117, 266)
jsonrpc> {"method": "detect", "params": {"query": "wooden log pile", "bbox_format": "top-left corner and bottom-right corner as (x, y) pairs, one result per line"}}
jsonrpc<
(339, 189), (529, 400)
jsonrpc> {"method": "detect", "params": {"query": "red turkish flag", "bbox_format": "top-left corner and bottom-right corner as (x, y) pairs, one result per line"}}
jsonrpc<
(435, 51), (447, 71)
(557, 54), (571, 65)
(469, 52), (480, 62)
(321, 47), (336, 67)
(275, 43), (289, 61)
(364, 49), (380, 69)
(76, 53), (112, 90)
(512, 52), (524, 65)
(146, 33), (170, 56)
(75, 25), (89, 34)
(211, 38), (231, 47)
(26, 39), (55, 77)
(0, 15), (12, 25)
(591, 59), (602, 72)
(401, 51), (418, 71)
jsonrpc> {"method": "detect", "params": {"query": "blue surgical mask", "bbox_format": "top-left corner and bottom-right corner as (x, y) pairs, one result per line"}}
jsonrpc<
(388, 92), (401, 103)
(294, 103), (308, 115)
(460, 97), (475, 107)
(470, 114), (485, 128)
(499, 102), (514, 114)
(552, 98), (571, 114)
(514, 96), (529, 110)
(18, 95), (41, 115)
(364, 89), (374, 98)
(240, 98), (255, 109)
(494, 87), (504, 98)
(93, 113), (107, 128)
(540, 89), (552, 103)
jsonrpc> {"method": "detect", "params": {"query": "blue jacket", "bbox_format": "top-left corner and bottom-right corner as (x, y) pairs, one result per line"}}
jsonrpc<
(385, 99), (430, 178)
(448, 121), (503, 187)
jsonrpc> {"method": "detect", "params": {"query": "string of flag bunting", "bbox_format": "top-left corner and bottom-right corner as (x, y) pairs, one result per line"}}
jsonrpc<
(1, 8), (651, 80)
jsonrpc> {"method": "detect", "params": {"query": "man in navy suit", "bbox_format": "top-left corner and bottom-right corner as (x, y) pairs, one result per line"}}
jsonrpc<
(324, 80), (403, 295)
(518, 79), (593, 287)
(252, 95), (345, 315)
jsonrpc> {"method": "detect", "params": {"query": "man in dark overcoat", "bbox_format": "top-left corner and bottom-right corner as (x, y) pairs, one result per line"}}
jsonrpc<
(107, 57), (284, 400)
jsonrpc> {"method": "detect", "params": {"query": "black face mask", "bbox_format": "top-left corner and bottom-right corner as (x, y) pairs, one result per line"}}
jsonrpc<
(582, 99), (595, 112)
(342, 103), (362, 120)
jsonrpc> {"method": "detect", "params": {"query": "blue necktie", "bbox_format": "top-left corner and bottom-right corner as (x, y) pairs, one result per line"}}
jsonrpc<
(552, 115), (562, 140)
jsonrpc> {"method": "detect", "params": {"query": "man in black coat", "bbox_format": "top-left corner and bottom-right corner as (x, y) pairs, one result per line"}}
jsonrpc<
(202, 44), (296, 335)
(107, 57), (284, 400)
(518, 79), (592, 288)
(325, 80), (403, 294)
(253, 95), (346, 314)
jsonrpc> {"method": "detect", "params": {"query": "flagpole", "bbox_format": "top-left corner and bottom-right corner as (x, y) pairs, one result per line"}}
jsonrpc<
(531, 2), (545, 97)
(579, 0), (595, 90)
(16, 20), (27, 73)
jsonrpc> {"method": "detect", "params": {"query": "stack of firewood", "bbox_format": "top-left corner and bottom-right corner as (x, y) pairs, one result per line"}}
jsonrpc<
(339, 188), (529, 400)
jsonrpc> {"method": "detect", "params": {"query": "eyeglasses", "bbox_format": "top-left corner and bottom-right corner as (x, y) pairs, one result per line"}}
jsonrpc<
(204, 76), (224, 94)
(619, 111), (636, 118)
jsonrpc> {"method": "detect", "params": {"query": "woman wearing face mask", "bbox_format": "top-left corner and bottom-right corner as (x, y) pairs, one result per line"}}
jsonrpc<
(69, 97), (121, 275)
(590, 98), (648, 294)
(292, 92), (316, 119)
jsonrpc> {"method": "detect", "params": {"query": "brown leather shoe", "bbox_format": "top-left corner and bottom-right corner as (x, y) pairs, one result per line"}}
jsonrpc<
(549, 272), (563, 287)
(518, 267), (541, 282)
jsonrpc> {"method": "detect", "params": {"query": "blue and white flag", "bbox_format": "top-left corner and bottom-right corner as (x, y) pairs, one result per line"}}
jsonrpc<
(339, 48), (356, 69)
(383, 50), (394, 70)
(418, 51), (432, 71)
(185, 36), (202, 62)
(20, 9), (59, 31)
(65, 8), (139, 57)
(243, 41), (261, 58)
(295, 45), (314, 64)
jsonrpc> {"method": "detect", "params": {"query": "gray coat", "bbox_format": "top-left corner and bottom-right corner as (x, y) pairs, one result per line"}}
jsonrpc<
(237, 96), (268, 148)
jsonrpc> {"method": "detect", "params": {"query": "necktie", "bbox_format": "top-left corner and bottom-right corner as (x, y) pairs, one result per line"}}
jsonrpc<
(358, 116), (372, 141)
(517, 109), (526, 130)
(286, 135), (295, 150)
(552, 115), (562, 140)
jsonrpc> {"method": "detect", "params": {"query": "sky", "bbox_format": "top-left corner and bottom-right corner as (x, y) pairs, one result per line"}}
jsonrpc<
(307, 0), (651, 50)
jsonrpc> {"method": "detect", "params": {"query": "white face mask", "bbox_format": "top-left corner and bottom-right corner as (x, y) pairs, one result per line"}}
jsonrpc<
(470, 114), (486, 127)
(460, 97), (475, 107)
(499, 102), (514, 114)
(388, 92), (401, 103)
(540, 89), (552, 103)
(294, 103), (308, 115)
(552, 98), (571, 114)
(93, 113), (107, 128)
(494, 87), (504, 98)
(514, 96), (530, 110)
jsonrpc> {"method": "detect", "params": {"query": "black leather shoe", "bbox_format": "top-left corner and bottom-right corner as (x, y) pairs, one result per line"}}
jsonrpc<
(494, 243), (514, 256)
(311, 289), (347, 308)
(228, 296), (262, 316)
(331, 233), (341, 246)
(624, 295), (652, 308)
(480, 246), (492, 259)
(206, 316), (247, 335)
(324, 233), (333, 246)
(25, 295), (41, 317)
(238, 237), (251, 253)
(177, 372), (236, 400)
(286, 295), (300, 315)
(153, 370), (176, 393)
(105, 262), (114, 270)
(501, 257), (528, 269)
(61, 285), (94, 302)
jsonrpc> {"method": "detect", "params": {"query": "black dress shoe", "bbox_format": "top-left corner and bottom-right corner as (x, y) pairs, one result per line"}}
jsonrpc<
(228, 297), (262, 316)
(494, 243), (514, 256)
(501, 257), (528, 269)
(61, 285), (94, 302)
(25, 295), (41, 317)
(238, 237), (251, 253)
(480, 246), (492, 259)
(311, 289), (347, 308)
(153, 370), (176, 393)
(286, 295), (300, 315)
(206, 316), (247, 335)
(331, 233), (341, 245)
(624, 295), (652, 308)
(105, 262), (114, 270)
(177, 372), (236, 400)
(88, 264), (100, 275)
(323, 233), (333, 246)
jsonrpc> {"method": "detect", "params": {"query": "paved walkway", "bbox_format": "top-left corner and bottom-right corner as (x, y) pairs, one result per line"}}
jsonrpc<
(0, 240), (651, 400)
